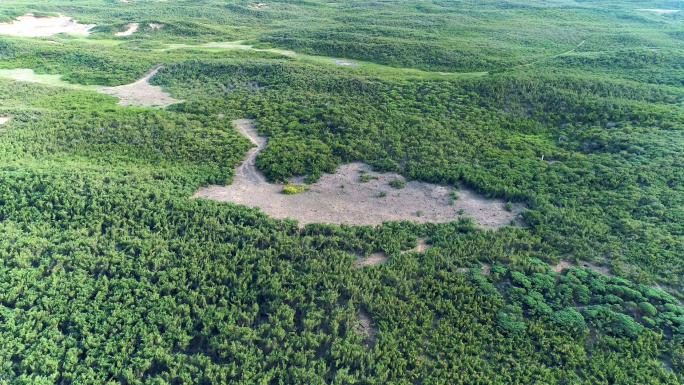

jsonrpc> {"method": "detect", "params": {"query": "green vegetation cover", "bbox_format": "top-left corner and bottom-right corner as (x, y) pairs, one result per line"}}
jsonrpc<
(0, 0), (684, 383)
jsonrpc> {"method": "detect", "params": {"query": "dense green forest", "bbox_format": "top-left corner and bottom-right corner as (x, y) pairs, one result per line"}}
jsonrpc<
(1, 0), (684, 383)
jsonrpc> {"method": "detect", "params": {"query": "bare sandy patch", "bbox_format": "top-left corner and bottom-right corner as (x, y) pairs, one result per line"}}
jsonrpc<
(355, 252), (388, 268)
(0, 14), (96, 37)
(550, 259), (613, 276)
(481, 262), (491, 275)
(116, 23), (139, 36)
(333, 60), (359, 66)
(98, 65), (183, 108)
(149, 23), (164, 29)
(0, 116), (11, 125)
(401, 237), (430, 254)
(550, 260), (575, 273)
(637, 9), (680, 14)
(193, 119), (525, 228)
(580, 261), (612, 276)
(355, 309), (377, 346)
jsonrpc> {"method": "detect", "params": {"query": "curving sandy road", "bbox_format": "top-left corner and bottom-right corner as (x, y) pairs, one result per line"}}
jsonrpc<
(233, 119), (267, 183)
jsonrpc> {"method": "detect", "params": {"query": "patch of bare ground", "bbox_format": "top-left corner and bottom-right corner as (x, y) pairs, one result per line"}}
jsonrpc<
(0, 14), (95, 37)
(550, 260), (576, 273)
(0, 116), (11, 125)
(550, 259), (613, 276)
(580, 261), (612, 276)
(354, 252), (388, 268)
(355, 309), (377, 346)
(481, 262), (491, 275)
(99, 65), (183, 108)
(333, 60), (359, 66)
(115, 23), (139, 36)
(193, 120), (526, 228)
(149, 23), (164, 29)
(401, 237), (430, 254)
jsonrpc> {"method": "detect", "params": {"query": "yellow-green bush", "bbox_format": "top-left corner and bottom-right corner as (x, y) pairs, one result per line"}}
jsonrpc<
(282, 184), (308, 194)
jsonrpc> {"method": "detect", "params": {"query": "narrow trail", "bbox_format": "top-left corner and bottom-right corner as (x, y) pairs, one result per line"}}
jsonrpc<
(557, 40), (585, 57)
(233, 119), (267, 183)
(139, 65), (163, 83)
(523, 39), (586, 68)
(98, 64), (182, 107)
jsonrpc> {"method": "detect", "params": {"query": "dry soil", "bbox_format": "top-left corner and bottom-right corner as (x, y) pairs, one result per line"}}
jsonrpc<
(333, 60), (359, 66)
(0, 14), (95, 37)
(550, 259), (613, 276)
(115, 23), (139, 36)
(193, 119), (526, 228)
(99, 65), (183, 108)
(0, 116), (11, 125)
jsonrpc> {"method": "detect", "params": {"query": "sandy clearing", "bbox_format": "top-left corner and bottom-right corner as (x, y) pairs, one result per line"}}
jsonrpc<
(355, 252), (388, 267)
(333, 60), (359, 66)
(98, 65), (183, 108)
(401, 237), (430, 254)
(149, 23), (164, 29)
(637, 9), (680, 14)
(116, 23), (139, 36)
(355, 309), (377, 346)
(0, 116), (11, 125)
(0, 14), (96, 37)
(193, 119), (526, 228)
(550, 259), (613, 276)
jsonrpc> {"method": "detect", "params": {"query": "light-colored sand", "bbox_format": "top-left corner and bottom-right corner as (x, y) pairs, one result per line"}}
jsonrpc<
(401, 238), (430, 254)
(98, 65), (183, 108)
(637, 9), (680, 14)
(0, 14), (96, 37)
(115, 23), (139, 36)
(149, 23), (164, 29)
(550, 260), (575, 273)
(550, 259), (613, 276)
(333, 60), (359, 66)
(355, 252), (388, 268)
(193, 119), (526, 228)
(0, 116), (11, 125)
(355, 309), (377, 345)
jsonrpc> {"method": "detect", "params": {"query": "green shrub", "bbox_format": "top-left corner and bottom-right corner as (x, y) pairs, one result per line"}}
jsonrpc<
(282, 184), (308, 194)
(389, 178), (405, 189)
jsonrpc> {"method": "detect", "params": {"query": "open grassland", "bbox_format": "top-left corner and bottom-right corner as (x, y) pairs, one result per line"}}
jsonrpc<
(1, 0), (684, 383)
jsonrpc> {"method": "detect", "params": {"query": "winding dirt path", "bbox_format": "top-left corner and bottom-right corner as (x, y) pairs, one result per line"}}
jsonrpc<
(98, 65), (183, 107)
(558, 40), (585, 56)
(233, 119), (267, 183)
